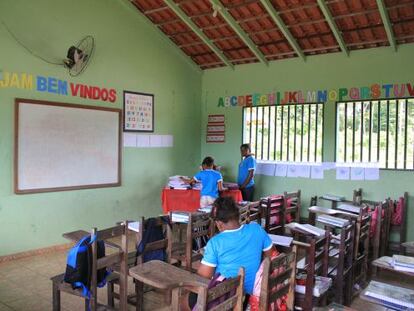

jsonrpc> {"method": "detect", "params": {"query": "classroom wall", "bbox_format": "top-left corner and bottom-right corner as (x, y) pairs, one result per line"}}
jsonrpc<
(201, 44), (414, 240)
(0, 0), (202, 256)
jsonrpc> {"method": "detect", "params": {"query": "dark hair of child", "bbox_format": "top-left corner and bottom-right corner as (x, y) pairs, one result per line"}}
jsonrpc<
(240, 143), (251, 151)
(212, 197), (240, 223)
(202, 156), (215, 167)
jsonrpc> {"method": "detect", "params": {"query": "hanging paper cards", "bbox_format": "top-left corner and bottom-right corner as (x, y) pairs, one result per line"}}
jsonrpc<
(206, 114), (225, 143)
(123, 90), (154, 132)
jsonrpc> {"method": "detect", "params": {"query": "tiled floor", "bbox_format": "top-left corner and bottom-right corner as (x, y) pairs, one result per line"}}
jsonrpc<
(0, 247), (412, 310)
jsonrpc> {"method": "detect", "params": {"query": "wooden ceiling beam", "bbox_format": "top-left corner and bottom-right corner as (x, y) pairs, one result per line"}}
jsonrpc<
(163, 0), (234, 69)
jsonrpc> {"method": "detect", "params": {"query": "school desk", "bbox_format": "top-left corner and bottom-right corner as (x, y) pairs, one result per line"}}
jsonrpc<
(161, 188), (243, 213)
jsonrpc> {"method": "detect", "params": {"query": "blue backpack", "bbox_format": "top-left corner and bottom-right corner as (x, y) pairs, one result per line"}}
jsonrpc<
(64, 234), (109, 300)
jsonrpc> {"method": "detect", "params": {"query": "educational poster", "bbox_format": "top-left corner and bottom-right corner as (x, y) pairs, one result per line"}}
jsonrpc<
(123, 91), (154, 132)
(207, 114), (225, 143)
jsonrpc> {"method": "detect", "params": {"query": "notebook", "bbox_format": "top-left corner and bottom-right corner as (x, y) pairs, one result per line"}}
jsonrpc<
(268, 234), (293, 247)
(363, 281), (414, 310)
(127, 221), (140, 233)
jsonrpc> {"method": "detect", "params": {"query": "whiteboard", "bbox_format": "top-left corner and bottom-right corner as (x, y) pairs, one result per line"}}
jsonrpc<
(15, 99), (122, 193)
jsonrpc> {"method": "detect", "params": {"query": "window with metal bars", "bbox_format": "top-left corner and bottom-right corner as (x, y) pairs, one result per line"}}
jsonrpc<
(335, 98), (414, 170)
(242, 103), (324, 162)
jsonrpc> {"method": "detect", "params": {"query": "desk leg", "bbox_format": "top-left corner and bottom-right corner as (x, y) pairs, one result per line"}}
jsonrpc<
(135, 280), (144, 311)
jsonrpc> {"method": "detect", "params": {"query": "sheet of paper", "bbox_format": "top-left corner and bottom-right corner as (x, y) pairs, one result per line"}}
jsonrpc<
(275, 163), (287, 177)
(336, 166), (350, 180)
(162, 135), (174, 147)
(136, 135), (150, 147)
(123, 133), (137, 147)
(255, 162), (264, 175)
(365, 167), (380, 180)
(350, 167), (365, 180)
(287, 164), (299, 178)
(261, 163), (276, 176)
(311, 165), (324, 179)
(150, 135), (163, 147)
(298, 165), (310, 178)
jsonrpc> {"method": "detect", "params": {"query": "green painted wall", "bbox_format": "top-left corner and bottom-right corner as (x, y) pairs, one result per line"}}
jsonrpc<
(0, 0), (202, 256)
(201, 44), (414, 241)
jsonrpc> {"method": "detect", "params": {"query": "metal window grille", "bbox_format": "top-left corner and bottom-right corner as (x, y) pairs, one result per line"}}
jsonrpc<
(335, 98), (414, 170)
(242, 103), (324, 162)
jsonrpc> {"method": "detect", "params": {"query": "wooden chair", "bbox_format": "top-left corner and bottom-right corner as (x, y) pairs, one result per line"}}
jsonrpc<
(284, 190), (301, 226)
(259, 247), (297, 311)
(107, 217), (170, 307)
(322, 220), (354, 305)
(261, 195), (284, 235)
(388, 192), (409, 255)
(51, 223), (129, 311)
(247, 201), (262, 225)
(239, 203), (250, 225)
(288, 227), (330, 311)
(172, 267), (245, 311)
(168, 212), (213, 271)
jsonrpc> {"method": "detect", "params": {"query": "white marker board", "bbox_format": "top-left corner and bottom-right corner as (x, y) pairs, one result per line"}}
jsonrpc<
(15, 98), (122, 194)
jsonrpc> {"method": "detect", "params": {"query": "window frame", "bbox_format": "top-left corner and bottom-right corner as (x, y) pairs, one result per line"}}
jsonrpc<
(334, 97), (414, 171)
(241, 102), (325, 163)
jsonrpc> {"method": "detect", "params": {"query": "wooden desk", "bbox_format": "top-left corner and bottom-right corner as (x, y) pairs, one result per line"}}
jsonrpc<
(314, 302), (357, 310)
(62, 229), (88, 242)
(372, 256), (414, 277)
(129, 260), (209, 311)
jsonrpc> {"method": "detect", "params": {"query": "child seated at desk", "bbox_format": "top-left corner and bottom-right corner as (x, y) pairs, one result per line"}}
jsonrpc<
(183, 156), (224, 208)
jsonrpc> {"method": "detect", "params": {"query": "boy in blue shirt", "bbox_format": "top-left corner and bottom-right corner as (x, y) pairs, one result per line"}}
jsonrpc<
(186, 156), (224, 207)
(238, 143), (256, 201)
(183, 197), (273, 310)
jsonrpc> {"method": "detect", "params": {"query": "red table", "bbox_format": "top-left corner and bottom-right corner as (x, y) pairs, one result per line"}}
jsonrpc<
(161, 188), (243, 213)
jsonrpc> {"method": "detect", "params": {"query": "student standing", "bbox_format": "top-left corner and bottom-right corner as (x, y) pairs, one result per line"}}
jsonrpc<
(184, 156), (224, 207)
(238, 144), (256, 201)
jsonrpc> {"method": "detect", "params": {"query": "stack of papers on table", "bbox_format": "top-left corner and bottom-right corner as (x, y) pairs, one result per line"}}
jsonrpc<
(268, 234), (293, 247)
(168, 176), (191, 190)
(392, 255), (414, 272)
(317, 215), (350, 227)
(171, 211), (189, 223)
(363, 281), (414, 310)
(295, 276), (332, 297)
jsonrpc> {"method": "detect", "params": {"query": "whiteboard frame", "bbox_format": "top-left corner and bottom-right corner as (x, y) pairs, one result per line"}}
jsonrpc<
(14, 98), (122, 194)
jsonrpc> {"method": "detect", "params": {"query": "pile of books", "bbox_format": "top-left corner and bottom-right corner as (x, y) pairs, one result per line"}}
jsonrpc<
(167, 176), (191, 190)
(391, 255), (414, 273)
(317, 215), (349, 227)
(170, 211), (189, 223)
(295, 276), (332, 297)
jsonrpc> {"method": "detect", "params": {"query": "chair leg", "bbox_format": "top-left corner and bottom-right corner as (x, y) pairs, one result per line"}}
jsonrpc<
(107, 281), (115, 307)
(52, 282), (61, 311)
(135, 280), (144, 311)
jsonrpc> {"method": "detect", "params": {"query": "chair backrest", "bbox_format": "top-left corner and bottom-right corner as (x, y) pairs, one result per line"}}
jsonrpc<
(91, 223), (128, 311)
(261, 195), (284, 235)
(136, 216), (169, 265)
(284, 190), (301, 224)
(185, 212), (213, 271)
(247, 201), (261, 225)
(259, 248), (297, 311)
(290, 228), (330, 310)
(195, 267), (245, 311)
(239, 204), (250, 225)
(353, 188), (363, 205)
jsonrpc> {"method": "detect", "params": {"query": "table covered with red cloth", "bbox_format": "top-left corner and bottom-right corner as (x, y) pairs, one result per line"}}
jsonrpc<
(161, 188), (243, 213)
